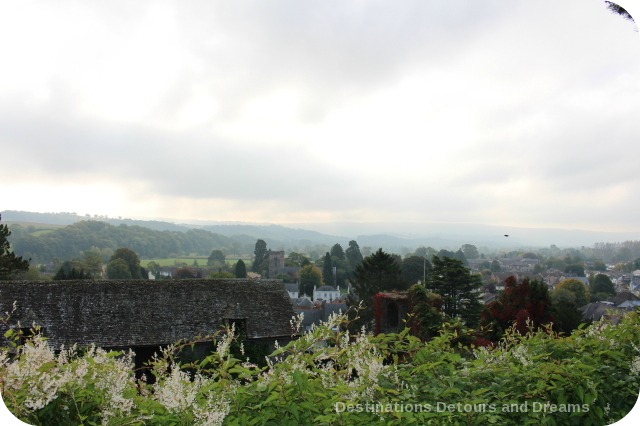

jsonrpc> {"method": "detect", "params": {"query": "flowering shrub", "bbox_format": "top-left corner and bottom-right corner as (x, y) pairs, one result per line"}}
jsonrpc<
(1, 310), (639, 425)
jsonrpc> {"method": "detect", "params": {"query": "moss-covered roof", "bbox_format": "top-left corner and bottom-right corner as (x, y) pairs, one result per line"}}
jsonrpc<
(0, 279), (295, 349)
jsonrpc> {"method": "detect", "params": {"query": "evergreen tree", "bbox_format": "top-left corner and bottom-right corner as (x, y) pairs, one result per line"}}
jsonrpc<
(345, 240), (363, 270)
(426, 256), (482, 327)
(330, 243), (345, 261)
(252, 239), (268, 273)
(348, 248), (405, 330)
(0, 214), (30, 280)
(235, 259), (247, 278)
(54, 260), (88, 280)
(322, 252), (335, 286)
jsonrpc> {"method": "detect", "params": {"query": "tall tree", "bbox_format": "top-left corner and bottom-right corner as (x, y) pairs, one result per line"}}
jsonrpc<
(408, 284), (444, 341)
(348, 248), (405, 330)
(554, 279), (590, 307)
(106, 258), (132, 280)
(345, 240), (363, 269)
(426, 256), (482, 327)
(207, 249), (226, 267)
(0, 214), (30, 280)
(401, 255), (431, 285)
(252, 239), (268, 273)
(330, 243), (345, 261)
(82, 249), (103, 278)
(234, 259), (247, 278)
(461, 244), (480, 260)
(550, 281), (584, 336)
(285, 252), (311, 268)
(299, 264), (322, 298)
(322, 252), (335, 286)
(109, 248), (142, 279)
(590, 274), (616, 301)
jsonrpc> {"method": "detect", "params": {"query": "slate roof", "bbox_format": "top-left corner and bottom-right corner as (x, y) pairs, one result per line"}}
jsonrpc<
(0, 279), (295, 350)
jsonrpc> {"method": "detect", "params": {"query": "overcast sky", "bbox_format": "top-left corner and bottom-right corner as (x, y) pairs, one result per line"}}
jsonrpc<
(1, 0), (639, 233)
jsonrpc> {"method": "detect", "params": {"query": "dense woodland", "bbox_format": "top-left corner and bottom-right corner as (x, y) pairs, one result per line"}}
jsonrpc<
(8, 220), (254, 264)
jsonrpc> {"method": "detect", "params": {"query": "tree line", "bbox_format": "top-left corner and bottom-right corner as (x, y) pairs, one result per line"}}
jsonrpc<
(8, 220), (253, 264)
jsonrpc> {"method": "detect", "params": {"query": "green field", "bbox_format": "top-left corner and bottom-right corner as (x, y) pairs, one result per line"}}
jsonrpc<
(7, 221), (64, 236)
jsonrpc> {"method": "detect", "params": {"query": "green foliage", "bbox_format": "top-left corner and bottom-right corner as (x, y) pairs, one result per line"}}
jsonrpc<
(53, 260), (88, 280)
(330, 243), (345, 261)
(345, 240), (363, 270)
(0, 214), (30, 280)
(408, 284), (444, 341)
(82, 248), (104, 278)
(427, 256), (482, 327)
(285, 252), (311, 268)
(9, 220), (248, 264)
(2, 306), (639, 425)
(322, 252), (335, 286)
(555, 279), (590, 308)
(110, 247), (142, 279)
(461, 244), (480, 260)
(348, 248), (406, 330)
(299, 264), (322, 298)
(207, 249), (226, 267)
(252, 239), (268, 274)
(106, 258), (132, 279)
(401, 255), (430, 286)
(234, 259), (247, 278)
(590, 274), (616, 301)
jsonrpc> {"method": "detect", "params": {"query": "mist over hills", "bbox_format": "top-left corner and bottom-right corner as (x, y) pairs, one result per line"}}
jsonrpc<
(4, 210), (640, 255)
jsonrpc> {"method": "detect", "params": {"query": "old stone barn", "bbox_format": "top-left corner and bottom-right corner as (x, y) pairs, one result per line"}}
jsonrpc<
(0, 279), (297, 374)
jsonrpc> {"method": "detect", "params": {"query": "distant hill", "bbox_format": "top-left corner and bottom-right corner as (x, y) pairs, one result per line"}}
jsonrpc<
(5, 210), (640, 265)
(2, 210), (192, 232)
(5, 219), (251, 264)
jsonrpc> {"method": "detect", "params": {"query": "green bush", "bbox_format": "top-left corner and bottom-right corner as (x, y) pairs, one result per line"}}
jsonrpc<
(1, 310), (639, 425)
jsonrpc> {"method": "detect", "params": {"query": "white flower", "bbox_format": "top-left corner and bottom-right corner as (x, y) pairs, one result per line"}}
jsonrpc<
(511, 345), (532, 367)
(216, 323), (235, 359)
(153, 366), (203, 413)
(193, 393), (230, 426)
(290, 313), (304, 335)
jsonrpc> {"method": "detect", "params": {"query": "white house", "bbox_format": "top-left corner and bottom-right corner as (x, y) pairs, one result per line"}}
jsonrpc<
(313, 285), (341, 302)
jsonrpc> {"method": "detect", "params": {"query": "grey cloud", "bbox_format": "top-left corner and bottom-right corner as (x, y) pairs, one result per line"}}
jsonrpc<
(0, 106), (360, 205)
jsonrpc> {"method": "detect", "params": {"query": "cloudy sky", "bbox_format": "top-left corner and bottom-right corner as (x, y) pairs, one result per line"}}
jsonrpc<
(1, 0), (639, 233)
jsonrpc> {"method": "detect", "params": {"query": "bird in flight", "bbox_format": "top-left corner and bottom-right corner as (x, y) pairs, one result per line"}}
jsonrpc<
(504, 234), (509, 237)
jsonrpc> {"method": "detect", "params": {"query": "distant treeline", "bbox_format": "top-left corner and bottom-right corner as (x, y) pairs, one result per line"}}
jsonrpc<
(8, 221), (255, 264)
